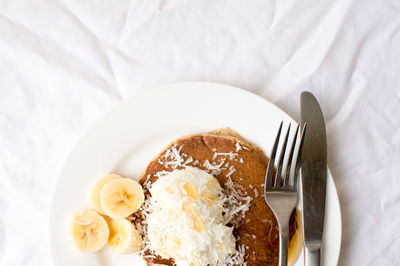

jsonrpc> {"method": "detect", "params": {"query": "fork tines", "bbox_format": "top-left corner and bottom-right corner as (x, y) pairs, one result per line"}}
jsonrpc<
(265, 121), (306, 191)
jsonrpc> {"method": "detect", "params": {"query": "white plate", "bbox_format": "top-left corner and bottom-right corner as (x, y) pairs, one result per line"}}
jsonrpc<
(49, 82), (341, 266)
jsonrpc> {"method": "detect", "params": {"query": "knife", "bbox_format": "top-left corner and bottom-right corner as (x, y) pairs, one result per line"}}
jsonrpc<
(300, 92), (327, 266)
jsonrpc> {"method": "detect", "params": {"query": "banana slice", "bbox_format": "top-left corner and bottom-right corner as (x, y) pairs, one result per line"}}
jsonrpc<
(100, 178), (144, 219)
(90, 174), (121, 214)
(107, 218), (142, 254)
(70, 208), (109, 252)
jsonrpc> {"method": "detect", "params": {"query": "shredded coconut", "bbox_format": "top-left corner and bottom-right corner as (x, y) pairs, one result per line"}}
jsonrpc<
(185, 156), (193, 164)
(235, 141), (242, 152)
(226, 165), (236, 178)
(218, 244), (247, 266)
(161, 144), (185, 169)
(222, 177), (252, 227)
(203, 159), (226, 175)
(261, 219), (275, 243)
(143, 174), (152, 190)
(213, 151), (238, 160)
(136, 197), (157, 260)
(254, 188), (259, 198)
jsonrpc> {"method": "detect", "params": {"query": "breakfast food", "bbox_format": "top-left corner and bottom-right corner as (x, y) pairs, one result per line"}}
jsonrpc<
(107, 218), (143, 254)
(90, 174), (121, 214)
(70, 175), (144, 254)
(146, 167), (236, 265)
(100, 177), (144, 219)
(70, 208), (109, 252)
(135, 128), (300, 265)
(69, 128), (301, 265)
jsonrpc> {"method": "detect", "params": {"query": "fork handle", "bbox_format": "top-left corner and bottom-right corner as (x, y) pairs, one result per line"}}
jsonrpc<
(278, 223), (289, 266)
(304, 244), (321, 266)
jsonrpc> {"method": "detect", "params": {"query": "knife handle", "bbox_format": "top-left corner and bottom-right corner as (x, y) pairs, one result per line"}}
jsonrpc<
(305, 243), (321, 266)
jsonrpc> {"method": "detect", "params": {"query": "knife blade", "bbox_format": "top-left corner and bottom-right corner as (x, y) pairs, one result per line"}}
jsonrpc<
(300, 91), (327, 266)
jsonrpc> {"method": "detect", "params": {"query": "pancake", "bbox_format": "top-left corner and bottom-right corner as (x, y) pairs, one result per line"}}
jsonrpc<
(135, 129), (300, 265)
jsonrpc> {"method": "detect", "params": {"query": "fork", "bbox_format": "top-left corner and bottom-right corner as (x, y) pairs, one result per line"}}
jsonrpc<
(264, 122), (306, 266)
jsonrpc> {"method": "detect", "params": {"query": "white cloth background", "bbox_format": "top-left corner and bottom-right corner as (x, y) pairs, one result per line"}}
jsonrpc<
(0, 0), (399, 265)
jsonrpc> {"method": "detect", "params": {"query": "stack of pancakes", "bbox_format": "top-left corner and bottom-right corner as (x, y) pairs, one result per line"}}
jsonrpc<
(136, 129), (300, 265)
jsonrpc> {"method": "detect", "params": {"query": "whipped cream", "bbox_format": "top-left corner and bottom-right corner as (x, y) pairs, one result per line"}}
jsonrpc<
(147, 167), (236, 266)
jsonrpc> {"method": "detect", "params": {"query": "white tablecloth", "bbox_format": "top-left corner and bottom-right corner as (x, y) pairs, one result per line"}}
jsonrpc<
(1, 0), (399, 265)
